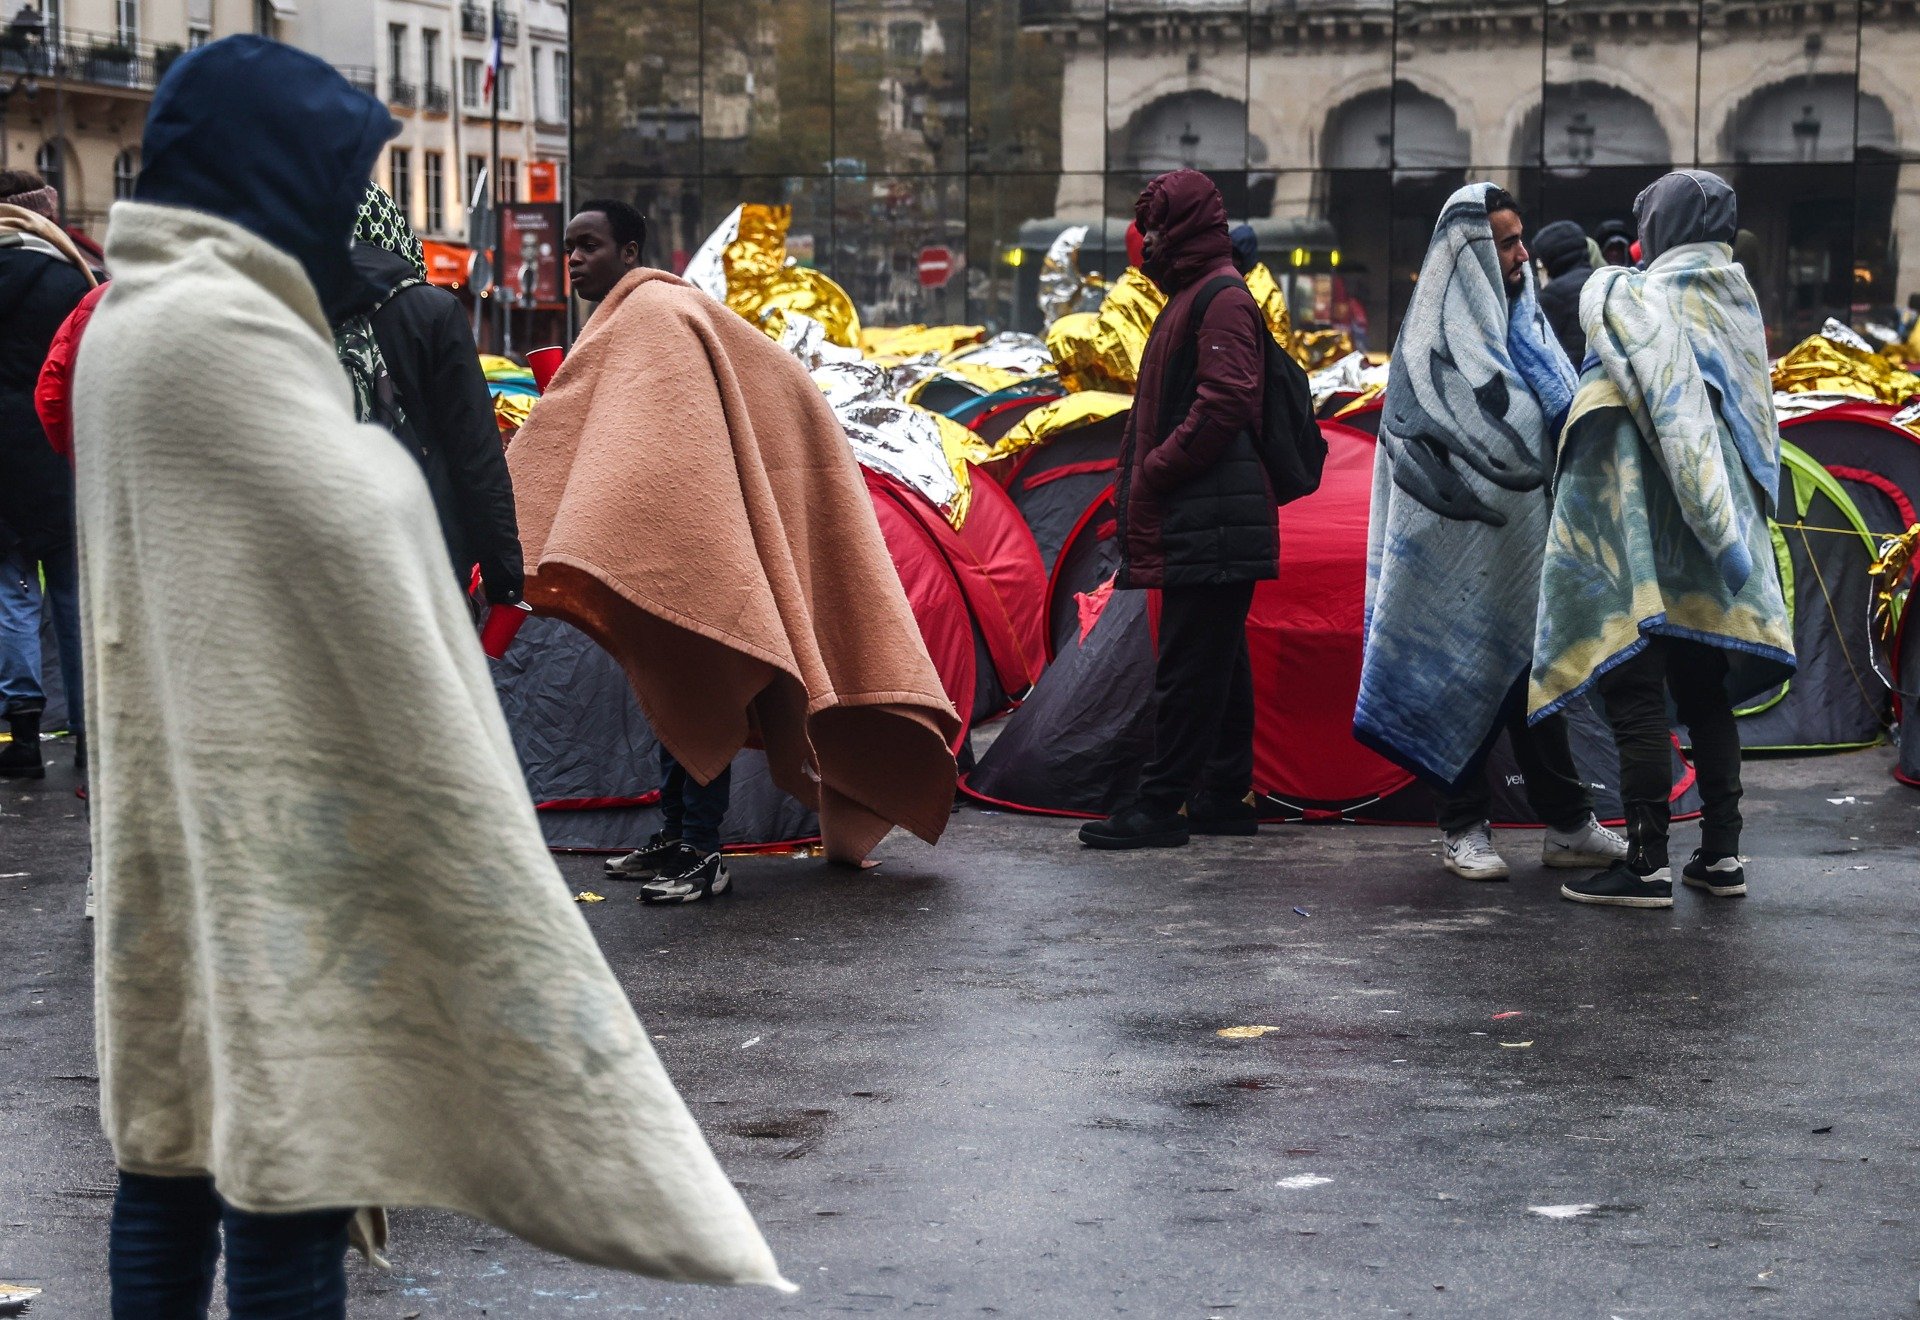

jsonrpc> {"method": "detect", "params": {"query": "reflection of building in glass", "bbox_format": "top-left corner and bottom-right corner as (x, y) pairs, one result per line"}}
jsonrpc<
(573, 0), (1920, 347)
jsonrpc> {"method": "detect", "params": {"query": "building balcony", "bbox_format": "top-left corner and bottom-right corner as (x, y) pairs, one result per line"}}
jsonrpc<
(460, 5), (519, 43)
(424, 83), (451, 114)
(0, 27), (189, 93)
(389, 77), (418, 108)
(339, 65), (377, 95)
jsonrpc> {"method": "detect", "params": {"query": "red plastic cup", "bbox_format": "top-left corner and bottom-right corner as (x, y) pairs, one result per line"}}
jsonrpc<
(526, 345), (566, 394)
(480, 601), (532, 659)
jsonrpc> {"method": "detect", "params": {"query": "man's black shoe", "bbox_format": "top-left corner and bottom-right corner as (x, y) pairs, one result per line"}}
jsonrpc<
(1187, 792), (1259, 836)
(1079, 807), (1189, 850)
(0, 709), (44, 780)
(1682, 850), (1747, 897)
(605, 831), (693, 880)
(1560, 860), (1674, 909)
(639, 851), (731, 903)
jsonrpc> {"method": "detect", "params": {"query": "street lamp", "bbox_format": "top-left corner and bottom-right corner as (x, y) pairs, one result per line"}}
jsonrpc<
(0, 5), (48, 171)
(1792, 104), (1821, 162)
(1563, 110), (1595, 169)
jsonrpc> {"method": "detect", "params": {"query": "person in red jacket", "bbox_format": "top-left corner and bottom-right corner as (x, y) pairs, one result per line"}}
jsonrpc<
(36, 281), (106, 465)
(1080, 169), (1275, 851)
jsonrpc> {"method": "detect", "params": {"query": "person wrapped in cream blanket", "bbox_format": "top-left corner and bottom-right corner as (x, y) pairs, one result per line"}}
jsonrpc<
(73, 36), (786, 1310)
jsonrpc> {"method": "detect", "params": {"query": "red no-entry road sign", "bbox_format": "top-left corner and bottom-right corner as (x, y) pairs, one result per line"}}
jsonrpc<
(917, 246), (954, 288)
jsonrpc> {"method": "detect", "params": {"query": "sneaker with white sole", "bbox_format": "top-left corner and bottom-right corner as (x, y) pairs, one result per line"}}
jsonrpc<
(1561, 861), (1673, 908)
(1542, 815), (1629, 869)
(1682, 850), (1747, 897)
(84, 873), (95, 921)
(638, 851), (731, 904)
(605, 832), (692, 880)
(1443, 824), (1510, 881)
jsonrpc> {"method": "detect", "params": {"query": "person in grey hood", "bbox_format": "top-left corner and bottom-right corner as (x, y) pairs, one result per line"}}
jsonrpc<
(1530, 219), (1594, 363)
(1529, 169), (1789, 910)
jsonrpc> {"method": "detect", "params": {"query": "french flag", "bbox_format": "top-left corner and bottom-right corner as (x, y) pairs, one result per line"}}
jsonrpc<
(482, 9), (503, 102)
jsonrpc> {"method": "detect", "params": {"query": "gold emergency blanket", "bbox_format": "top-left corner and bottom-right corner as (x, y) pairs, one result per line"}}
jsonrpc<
(723, 204), (862, 348)
(1772, 318), (1920, 405)
(1047, 266), (1165, 393)
(988, 391), (1132, 462)
(863, 324), (987, 362)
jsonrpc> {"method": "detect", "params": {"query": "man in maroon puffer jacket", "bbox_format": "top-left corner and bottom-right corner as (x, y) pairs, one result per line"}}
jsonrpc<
(1081, 169), (1275, 850)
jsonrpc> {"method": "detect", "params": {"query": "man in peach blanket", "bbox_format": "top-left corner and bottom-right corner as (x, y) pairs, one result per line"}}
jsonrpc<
(508, 201), (959, 900)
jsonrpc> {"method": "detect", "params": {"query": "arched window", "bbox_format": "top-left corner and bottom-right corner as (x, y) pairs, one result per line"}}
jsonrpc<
(114, 148), (139, 200)
(35, 141), (64, 201)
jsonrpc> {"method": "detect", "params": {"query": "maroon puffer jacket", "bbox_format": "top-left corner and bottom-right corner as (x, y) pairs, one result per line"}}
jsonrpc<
(1114, 170), (1275, 590)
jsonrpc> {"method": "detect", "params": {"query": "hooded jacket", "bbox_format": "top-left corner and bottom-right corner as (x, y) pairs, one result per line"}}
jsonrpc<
(0, 219), (92, 556)
(348, 241), (525, 603)
(1114, 170), (1275, 589)
(1531, 219), (1594, 364)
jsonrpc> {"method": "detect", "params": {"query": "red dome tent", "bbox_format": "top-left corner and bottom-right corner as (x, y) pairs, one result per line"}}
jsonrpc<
(964, 422), (1699, 825)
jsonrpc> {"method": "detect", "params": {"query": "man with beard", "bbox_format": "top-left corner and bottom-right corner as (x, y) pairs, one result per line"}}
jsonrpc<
(1357, 185), (1626, 881)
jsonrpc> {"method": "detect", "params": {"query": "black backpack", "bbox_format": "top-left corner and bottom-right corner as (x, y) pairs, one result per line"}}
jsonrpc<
(1168, 274), (1326, 506)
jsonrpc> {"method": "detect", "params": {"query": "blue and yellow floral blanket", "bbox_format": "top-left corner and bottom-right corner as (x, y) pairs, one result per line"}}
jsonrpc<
(1528, 241), (1794, 718)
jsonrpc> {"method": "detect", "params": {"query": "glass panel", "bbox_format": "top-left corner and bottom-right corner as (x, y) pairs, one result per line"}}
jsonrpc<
(1393, 0), (1540, 170)
(1541, 0), (1694, 171)
(702, 0), (834, 177)
(966, 171), (1097, 333)
(1725, 162), (1856, 346)
(1105, 1), (1252, 184)
(1264, 0), (1394, 175)
(571, 0), (702, 183)
(1858, 0), (1916, 162)
(967, 0), (1087, 178)
(835, 0), (970, 176)
(833, 174), (970, 325)
(1701, 0), (1860, 165)
(1854, 159), (1919, 330)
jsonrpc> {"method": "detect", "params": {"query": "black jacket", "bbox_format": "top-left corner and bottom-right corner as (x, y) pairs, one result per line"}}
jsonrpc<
(349, 243), (523, 603)
(0, 245), (90, 558)
(1532, 220), (1594, 365)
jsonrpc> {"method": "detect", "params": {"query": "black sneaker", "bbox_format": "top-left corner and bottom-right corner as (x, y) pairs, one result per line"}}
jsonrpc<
(605, 832), (690, 880)
(1078, 806), (1189, 850)
(1560, 861), (1674, 908)
(639, 851), (731, 903)
(1187, 792), (1259, 837)
(1682, 850), (1747, 897)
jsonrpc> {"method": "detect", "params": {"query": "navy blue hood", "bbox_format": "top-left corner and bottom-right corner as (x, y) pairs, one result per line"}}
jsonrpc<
(1229, 223), (1259, 275)
(135, 36), (397, 318)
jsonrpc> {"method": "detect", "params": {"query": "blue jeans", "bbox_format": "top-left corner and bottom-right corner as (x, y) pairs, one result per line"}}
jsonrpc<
(659, 746), (732, 855)
(108, 1171), (352, 1320)
(0, 548), (83, 735)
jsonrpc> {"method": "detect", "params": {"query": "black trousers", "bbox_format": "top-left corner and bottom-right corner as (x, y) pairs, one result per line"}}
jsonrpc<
(1138, 582), (1256, 813)
(1596, 637), (1742, 870)
(1437, 705), (1593, 836)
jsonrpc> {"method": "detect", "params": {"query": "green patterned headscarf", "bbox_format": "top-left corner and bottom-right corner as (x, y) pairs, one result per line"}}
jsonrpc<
(355, 182), (427, 278)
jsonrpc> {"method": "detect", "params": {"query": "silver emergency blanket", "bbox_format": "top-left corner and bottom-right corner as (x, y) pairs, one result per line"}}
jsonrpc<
(810, 359), (963, 518)
(1038, 225), (1105, 324)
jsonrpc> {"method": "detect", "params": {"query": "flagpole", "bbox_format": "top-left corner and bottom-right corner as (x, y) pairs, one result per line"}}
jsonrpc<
(489, 0), (502, 356)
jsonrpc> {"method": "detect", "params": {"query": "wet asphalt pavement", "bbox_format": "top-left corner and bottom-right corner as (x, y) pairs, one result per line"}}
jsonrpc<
(3, 737), (1918, 1318)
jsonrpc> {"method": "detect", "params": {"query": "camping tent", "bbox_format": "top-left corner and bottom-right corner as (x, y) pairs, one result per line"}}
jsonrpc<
(1002, 409), (1128, 574)
(1728, 442), (1889, 751)
(964, 422), (1700, 824)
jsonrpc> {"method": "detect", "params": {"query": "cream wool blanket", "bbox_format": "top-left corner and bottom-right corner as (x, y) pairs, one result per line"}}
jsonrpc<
(74, 202), (788, 1289)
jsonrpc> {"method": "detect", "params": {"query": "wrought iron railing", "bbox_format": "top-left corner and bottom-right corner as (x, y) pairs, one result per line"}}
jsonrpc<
(424, 83), (451, 114)
(389, 77), (418, 108)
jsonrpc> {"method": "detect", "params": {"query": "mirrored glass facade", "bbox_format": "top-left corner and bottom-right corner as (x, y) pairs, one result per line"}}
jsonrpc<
(572, 0), (1920, 348)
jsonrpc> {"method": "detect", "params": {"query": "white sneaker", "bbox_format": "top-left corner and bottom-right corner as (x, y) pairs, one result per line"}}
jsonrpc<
(84, 873), (95, 921)
(1543, 815), (1629, 869)
(1443, 824), (1510, 881)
